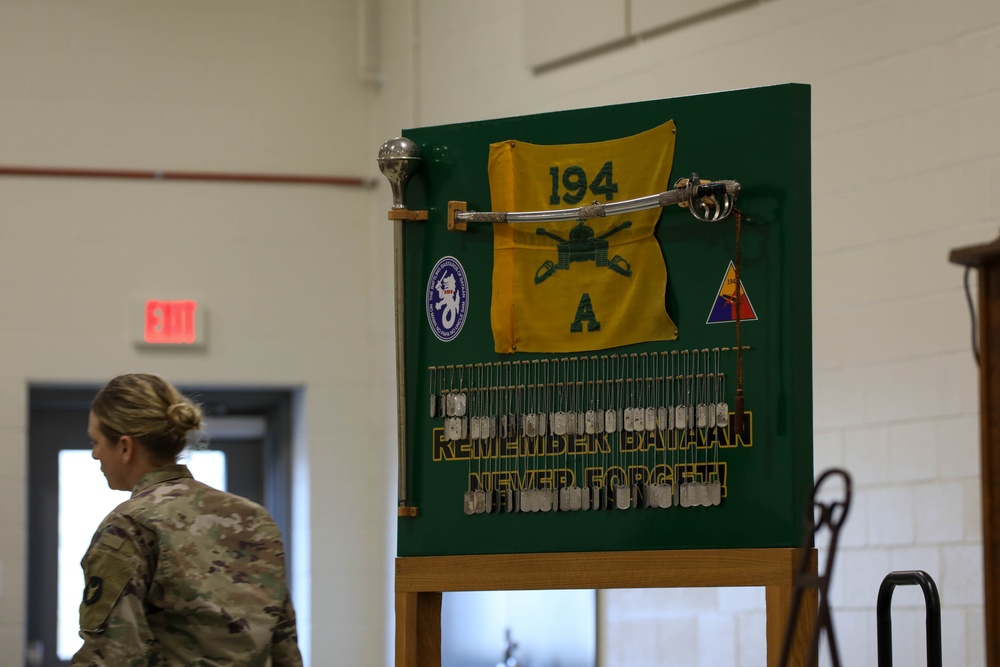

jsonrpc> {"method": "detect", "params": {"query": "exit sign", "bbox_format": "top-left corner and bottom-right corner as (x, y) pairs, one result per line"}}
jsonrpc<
(143, 300), (200, 345)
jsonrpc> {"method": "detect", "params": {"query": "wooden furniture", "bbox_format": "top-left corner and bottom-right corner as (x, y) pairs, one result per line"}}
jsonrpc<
(950, 232), (1000, 667)
(395, 548), (817, 667)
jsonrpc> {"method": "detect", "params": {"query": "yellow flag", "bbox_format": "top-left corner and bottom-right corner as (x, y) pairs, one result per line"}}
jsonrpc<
(489, 120), (679, 353)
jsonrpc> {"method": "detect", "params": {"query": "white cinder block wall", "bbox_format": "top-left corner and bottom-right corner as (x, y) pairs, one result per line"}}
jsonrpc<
(0, 1), (398, 666)
(1, 0), (996, 665)
(373, 0), (998, 665)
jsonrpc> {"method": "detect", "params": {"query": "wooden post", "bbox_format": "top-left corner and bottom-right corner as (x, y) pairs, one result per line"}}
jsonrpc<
(395, 591), (442, 667)
(950, 231), (1000, 667)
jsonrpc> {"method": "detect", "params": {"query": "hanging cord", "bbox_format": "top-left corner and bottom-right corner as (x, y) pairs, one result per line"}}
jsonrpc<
(733, 208), (745, 436)
(964, 266), (980, 366)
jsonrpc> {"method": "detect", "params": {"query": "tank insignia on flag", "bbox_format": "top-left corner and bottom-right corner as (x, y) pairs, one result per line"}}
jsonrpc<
(533, 220), (634, 284)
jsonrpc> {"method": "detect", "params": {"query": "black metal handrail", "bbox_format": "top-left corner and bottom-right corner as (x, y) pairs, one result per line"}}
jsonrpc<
(876, 570), (942, 667)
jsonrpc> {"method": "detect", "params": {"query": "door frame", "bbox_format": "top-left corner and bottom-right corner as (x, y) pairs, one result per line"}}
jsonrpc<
(26, 384), (296, 667)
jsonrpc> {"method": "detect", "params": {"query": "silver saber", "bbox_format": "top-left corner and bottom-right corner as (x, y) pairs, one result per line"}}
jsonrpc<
(452, 177), (740, 225)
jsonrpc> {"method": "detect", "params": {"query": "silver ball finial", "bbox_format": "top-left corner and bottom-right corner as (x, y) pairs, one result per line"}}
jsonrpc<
(377, 137), (421, 210)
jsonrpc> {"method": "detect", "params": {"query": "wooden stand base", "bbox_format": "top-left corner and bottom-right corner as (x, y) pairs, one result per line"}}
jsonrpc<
(395, 548), (817, 667)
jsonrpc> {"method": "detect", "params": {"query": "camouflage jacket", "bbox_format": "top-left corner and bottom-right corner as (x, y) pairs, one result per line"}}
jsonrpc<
(72, 465), (302, 667)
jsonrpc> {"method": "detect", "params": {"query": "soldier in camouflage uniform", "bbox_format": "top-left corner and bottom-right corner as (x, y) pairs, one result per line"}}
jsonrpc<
(73, 373), (302, 666)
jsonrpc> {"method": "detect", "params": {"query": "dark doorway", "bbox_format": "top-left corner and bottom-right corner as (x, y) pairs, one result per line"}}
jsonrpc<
(26, 386), (295, 667)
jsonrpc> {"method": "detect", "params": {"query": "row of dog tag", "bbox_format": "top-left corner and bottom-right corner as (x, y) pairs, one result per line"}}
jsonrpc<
(678, 481), (722, 507)
(463, 483), (721, 514)
(431, 392), (468, 418)
(440, 403), (729, 441)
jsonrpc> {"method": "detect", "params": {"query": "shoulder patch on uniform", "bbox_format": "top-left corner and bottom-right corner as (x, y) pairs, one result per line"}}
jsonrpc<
(98, 533), (124, 551)
(97, 531), (136, 557)
(79, 550), (136, 632)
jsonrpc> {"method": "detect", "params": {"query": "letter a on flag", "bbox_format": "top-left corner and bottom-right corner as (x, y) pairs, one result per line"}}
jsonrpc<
(488, 120), (679, 353)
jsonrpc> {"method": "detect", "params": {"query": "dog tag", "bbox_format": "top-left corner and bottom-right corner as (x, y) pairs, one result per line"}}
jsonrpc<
(528, 488), (539, 512)
(453, 392), (467, 417)
(694, 483), (706, 506)
(566, 412), (577, 436)
(675, 405), (687, 428)
(539, 488), (552, 512)
(631, 484), (639, 509)
(716, 403), (729, 427)
(696, 404), (708, 429)
(519, 489), (531, 512)
(585, 410), (597, 434)
(469, 416), (482, 441)
(634, 407), (646, 431)
(645, 407), (657, 432)
(648, 484), (660, 509)
(658, 484), (672, 509)
(523, 414), (537, 438)
(657, 407), (670, 430)
(430, 394), (438, 418)
(599, 486), (609, 510)
(484, 488), (493, 513)
(499, 414), (508, 438)
(559, 487), (572, 511)
(459, 418), (468, 440)
(473, 489), (486, 514)
(639, 483), (650, 508)
(697, 483), (710, 507)
(709, 481), (722, 506)
(679, 483), (691, 508)
(552, 486), (560, 512)
(623, 407), (634, 432)
(615, 485), (630, 510)
(494, 489), (504, 513)
(605, 409), (617, 432)
(438, 395), (447, 418)
(446, 417), (461, 441)
(508, 489), (517, 513)
(569, 485), (583, 510)
(537, 413), (547, 436)
(463, 491), (475, 515)
(445, 393), (456, 417)
(576, 412), (585, 435)
(581, 486), (591, 511)
(594, 409), (605, 433)
(707, 403), (717, 428)
(552, 412), (567, 436)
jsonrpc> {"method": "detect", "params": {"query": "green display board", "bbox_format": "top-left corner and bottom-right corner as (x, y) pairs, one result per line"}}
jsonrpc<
(396, 84), (812, 557)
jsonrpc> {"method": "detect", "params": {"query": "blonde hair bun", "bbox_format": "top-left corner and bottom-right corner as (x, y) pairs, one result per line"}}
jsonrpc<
(167, 400), (203, 433)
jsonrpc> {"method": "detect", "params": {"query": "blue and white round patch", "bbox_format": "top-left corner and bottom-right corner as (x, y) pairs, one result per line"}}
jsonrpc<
(426, 256), (469, 342)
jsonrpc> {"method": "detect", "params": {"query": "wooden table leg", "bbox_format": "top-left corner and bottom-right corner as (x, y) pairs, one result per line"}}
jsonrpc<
(766, 584), (816, 667)
(396, 591), (442, 667)
(766, 549), (818, 667)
